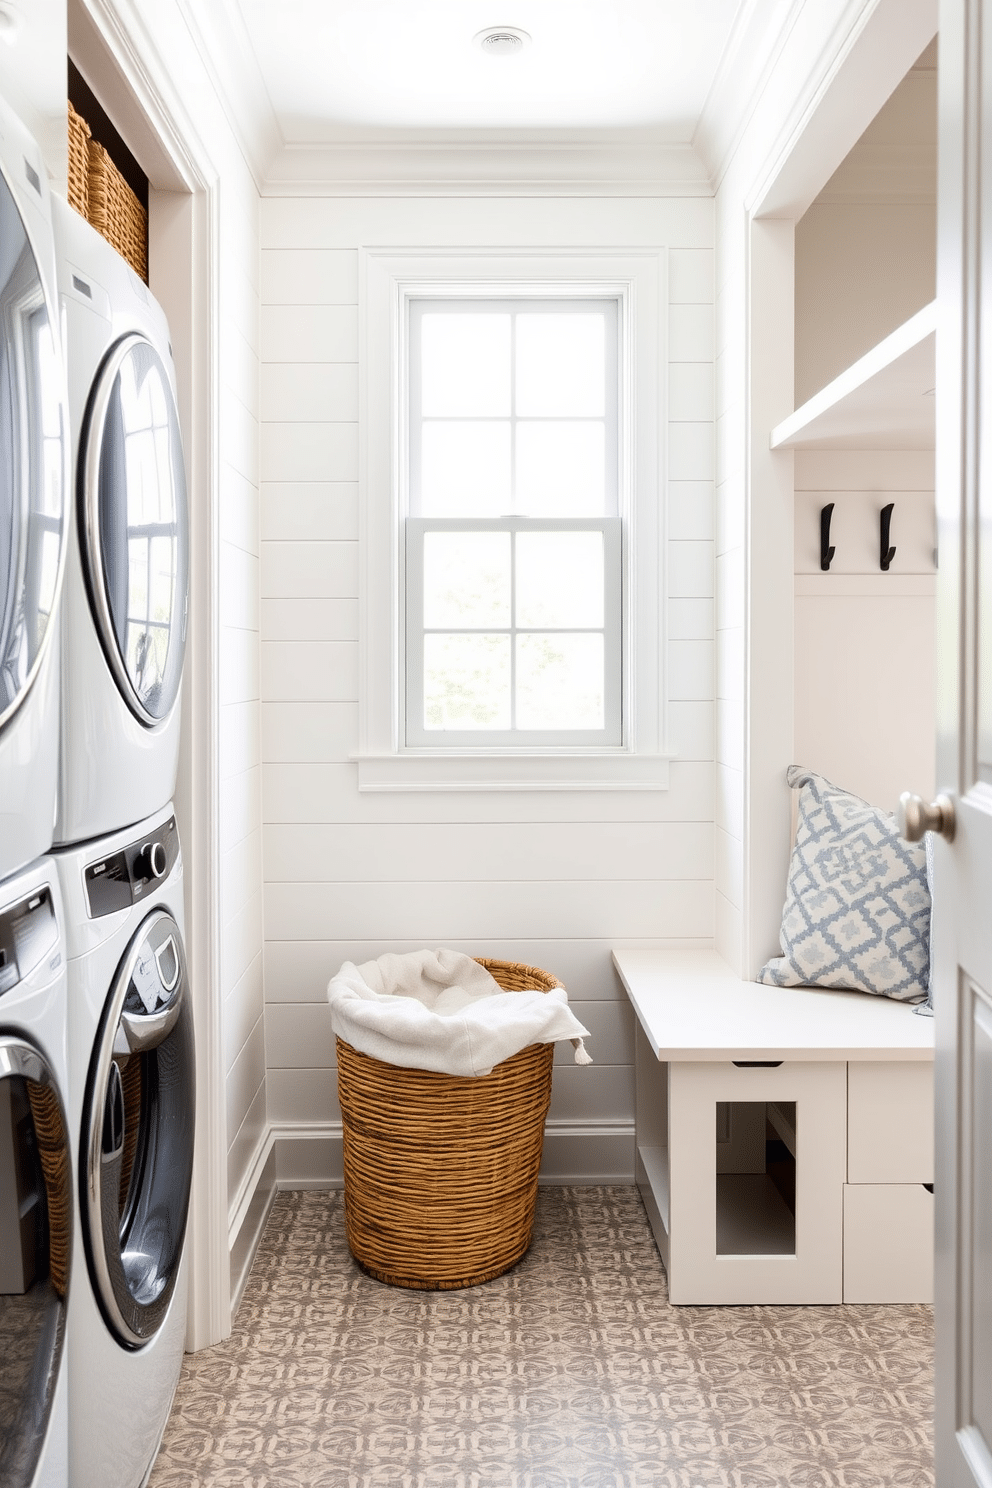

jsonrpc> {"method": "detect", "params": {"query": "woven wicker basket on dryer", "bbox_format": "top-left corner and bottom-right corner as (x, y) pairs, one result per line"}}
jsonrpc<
(67, 101), (148, 283)
(67, 102), (91, 221)
(337, 957), (560, 1290)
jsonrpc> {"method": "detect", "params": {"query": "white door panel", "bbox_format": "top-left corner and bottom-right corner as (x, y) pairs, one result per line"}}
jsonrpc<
(934, 2), (992, 1480)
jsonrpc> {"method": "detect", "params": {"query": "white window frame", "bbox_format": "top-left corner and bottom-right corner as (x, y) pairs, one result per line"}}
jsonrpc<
(357, 248), (671, 791)
(407, 517), (623, 747)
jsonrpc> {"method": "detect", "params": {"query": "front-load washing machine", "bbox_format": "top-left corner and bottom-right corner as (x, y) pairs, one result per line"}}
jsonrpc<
(0, 99), (70, 880)
(52, 196), (189, 846)
(55, 803), (194, 1488)
(0, 858), (72, 1488)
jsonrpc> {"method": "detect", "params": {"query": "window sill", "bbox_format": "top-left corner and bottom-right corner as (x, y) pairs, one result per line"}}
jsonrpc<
(353, 751), (673, 792)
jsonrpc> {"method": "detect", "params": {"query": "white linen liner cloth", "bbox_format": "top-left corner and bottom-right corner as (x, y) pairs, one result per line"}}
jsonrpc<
(327, 948), (593, 1078)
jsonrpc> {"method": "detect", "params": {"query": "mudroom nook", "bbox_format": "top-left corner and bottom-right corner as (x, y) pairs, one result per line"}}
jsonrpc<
(5, 1), (984, 1484)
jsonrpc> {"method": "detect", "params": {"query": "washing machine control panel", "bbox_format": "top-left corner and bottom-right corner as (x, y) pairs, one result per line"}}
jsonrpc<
(0, 888), (59, 996)
(84, 817), (180, 919)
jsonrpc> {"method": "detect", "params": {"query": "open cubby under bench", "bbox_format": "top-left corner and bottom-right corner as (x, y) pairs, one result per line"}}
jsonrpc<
(613, 948), (935, 1306)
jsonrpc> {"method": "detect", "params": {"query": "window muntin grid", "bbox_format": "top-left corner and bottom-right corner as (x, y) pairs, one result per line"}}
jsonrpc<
(405, 297), (622, 748)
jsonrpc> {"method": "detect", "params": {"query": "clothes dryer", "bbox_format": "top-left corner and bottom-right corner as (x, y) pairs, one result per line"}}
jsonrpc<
(56, 803), (194, 1488)
(0, 101), (70, 880)
(0, 858), (72, 1488)
(52, 197), (188, 845)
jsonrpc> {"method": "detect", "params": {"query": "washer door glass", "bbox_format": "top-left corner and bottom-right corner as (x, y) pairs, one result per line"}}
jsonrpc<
(0, 170), (67, 731)
(0, 1037), (71, 1488)
(83, 334), (188, 726)
(84, 910), (194, 1347)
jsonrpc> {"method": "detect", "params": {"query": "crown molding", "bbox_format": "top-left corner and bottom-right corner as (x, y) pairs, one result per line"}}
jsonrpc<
(262, 133), (711, 198)
(692, 0), (802, 190)
(85, 3), (715, 199)
(172, 0), (282, 189)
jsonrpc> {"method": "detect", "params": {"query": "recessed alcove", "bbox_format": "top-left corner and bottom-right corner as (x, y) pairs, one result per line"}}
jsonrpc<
(785, 37), (937, 815)
(715, 1100), (797, 1256)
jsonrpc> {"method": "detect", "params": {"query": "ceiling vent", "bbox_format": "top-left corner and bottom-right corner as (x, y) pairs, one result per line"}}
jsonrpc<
(475, 27), (530, 56)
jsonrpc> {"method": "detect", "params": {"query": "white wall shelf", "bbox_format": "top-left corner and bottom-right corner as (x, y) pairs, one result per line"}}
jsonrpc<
(770, 300), (936, 451)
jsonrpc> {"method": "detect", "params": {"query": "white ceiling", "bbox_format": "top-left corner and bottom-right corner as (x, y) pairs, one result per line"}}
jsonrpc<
(233, 0), (746, 141)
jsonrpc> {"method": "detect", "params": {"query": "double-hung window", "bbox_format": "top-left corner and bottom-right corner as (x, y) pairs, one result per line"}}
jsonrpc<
(359, 249), (667, 791)
(405, 299), (621, 747)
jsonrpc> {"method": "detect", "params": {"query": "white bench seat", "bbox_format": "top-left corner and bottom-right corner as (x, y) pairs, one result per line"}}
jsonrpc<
(613, 947), (934, 1306)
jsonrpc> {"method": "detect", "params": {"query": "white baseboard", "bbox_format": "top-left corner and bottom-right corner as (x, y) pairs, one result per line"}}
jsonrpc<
(273, 1122), (345, 1189)
(228, 1146), (276, 1317)
(228, 1126), (277, 1244)
(225, 1118), (636, 1302)
(540, 1121), (635, 1185)
(268, 1118), (636, 1190)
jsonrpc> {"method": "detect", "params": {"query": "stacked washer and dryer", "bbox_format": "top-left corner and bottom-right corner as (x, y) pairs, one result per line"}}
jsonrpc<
(0, 89), (194, 1488)
(51, 191), (194, 1488)
(0, 94), (75, 1488)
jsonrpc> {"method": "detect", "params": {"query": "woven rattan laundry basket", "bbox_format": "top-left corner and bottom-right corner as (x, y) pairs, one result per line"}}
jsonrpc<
(66, 102), (149, 282)
(337, 957), (561, 1290)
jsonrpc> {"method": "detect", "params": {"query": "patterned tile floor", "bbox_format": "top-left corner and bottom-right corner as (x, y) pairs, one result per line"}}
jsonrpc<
(148, 1187), (934, 1488)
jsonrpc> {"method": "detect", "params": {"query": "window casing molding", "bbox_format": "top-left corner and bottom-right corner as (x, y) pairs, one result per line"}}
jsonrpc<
(358, 247), (671, 791)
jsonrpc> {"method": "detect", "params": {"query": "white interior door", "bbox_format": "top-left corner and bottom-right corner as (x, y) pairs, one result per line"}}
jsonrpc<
(935, 1), (992, 1479)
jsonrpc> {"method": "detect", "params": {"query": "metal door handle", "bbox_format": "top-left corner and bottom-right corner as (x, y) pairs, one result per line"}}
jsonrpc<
(898, 791), (956, 843)
(115, 982), (184, 1054)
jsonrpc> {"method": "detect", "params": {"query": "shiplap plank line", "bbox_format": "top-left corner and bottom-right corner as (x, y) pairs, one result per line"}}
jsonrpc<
(262, 821), (713, 884)
(263, 937), (712, 1005)
(264, 879), (712, 943)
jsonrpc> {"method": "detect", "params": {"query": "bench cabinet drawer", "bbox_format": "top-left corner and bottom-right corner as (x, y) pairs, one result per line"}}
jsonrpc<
(848, 1061), (933, 1183)
(843, 1183), (934, 1303)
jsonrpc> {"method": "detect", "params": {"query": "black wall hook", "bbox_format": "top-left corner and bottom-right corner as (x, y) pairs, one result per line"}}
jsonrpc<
(880, 503), (896, 571)
(820, 503), (835, 572)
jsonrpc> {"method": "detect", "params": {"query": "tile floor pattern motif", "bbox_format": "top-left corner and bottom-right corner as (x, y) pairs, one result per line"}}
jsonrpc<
(148, 1187), (934, 1488)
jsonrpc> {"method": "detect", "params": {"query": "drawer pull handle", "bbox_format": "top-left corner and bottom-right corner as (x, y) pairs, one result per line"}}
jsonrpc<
(924, 1183), (934, 1193)
(732, 1060), (783, 1068)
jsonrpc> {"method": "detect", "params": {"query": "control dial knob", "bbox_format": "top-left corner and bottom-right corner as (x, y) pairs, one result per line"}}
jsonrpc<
(138, 841), (168, 881)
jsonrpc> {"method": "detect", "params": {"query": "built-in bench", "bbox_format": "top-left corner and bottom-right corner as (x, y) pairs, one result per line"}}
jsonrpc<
(612, 948), (935, 1305)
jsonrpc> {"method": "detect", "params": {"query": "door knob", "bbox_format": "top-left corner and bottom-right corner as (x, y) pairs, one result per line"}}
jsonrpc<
(898, 791), (956, 843)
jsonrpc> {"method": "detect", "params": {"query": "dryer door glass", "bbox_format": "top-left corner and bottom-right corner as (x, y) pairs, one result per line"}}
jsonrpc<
(0, 170), (67, 731)
(0, 1038), (71, 1488)
(84, 334), (188, 726)
(84, 909), (194, 1347)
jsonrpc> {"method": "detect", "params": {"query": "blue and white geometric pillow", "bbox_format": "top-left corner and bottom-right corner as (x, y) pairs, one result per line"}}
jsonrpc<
(757, 766), (931, 1002)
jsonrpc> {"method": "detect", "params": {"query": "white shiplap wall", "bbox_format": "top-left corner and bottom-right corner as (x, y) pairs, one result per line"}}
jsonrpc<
(259, 195), (715, 1183)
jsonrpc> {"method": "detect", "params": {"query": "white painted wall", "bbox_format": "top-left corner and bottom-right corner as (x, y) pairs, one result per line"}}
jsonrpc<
(793, 453), (936, 813)
(259, 195), (715, 1184)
